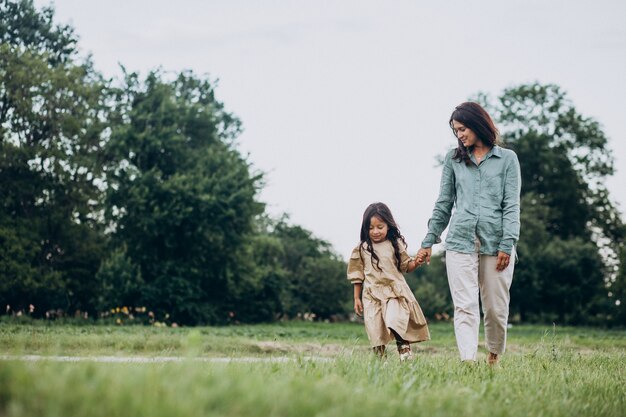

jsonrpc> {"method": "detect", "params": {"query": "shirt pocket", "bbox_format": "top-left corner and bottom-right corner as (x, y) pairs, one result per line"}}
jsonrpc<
(484, 173), (504, 202)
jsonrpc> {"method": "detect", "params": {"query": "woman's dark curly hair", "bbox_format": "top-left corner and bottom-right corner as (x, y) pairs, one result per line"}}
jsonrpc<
(450, 102), (500, 165)
(359, 202), (407, 271)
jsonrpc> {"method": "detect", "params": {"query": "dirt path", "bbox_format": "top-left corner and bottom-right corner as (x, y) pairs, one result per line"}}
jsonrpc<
(0, 354), (331, 363)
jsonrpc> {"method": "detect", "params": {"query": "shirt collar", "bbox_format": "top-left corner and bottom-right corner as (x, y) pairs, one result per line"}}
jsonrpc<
(468, 145), (501, 165)
(490, 145), (502, 158)
(479, 145), (502, 162)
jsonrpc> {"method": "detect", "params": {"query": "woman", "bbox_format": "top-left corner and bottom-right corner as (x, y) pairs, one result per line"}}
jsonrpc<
(418, 102), (521, 365)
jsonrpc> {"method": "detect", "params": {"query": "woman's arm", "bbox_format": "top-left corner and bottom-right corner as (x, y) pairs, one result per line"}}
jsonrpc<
(498, 153), (521, 255)
(421, 152), (456, 249)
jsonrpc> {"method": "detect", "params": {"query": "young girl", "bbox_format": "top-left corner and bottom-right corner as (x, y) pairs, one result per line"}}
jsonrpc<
(347, 202), (430, 360)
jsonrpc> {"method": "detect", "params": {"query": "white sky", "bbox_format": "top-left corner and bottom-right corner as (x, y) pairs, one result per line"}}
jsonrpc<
(38, 0), (626, 258)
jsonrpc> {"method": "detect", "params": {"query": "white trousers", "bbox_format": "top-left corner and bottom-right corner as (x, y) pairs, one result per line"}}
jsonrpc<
(445, 246), (515, 361)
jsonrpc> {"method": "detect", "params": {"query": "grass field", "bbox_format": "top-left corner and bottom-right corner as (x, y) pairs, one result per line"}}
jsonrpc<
(1, 322), (624, 416)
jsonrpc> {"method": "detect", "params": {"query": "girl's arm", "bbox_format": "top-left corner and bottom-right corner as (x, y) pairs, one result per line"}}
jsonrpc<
(399, 242), (426, 273)
(353, 283), (363, 316)
(405, 255), (425, 273)
(347, 246), (365, 316)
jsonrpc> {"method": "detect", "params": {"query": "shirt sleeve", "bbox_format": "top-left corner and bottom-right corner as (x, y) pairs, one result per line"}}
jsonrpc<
(346, 246), (365, 284)
(422, 151), (456, 248)
(497, 152), (521, 254)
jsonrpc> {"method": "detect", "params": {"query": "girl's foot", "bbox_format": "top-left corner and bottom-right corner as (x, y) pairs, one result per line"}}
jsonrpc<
(373, 345), (386, 358)
(487, 352), (499, 366)
(398, 344), (413, 362)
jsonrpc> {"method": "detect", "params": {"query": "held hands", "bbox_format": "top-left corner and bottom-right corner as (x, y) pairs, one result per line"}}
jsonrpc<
(417, 247), (432, 265)
(412, 256), (425, 268)
(406, 248), (430, 272)
(409, 256), (424, 271)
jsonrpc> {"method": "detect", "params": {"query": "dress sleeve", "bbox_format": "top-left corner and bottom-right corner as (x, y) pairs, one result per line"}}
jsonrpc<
(398, 241), (412, 273)
(346, 246), (365, 284)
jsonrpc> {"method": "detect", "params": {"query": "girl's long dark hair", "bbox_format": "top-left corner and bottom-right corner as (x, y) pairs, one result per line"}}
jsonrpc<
(359, 202), (407, 271)
(450, 102), (500, 166)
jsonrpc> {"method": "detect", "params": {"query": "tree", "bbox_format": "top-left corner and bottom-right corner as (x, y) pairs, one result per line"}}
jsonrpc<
(226, 229), (287, 323)
(0, 0), (77, 64)
(610, 245), (626, 324)
(0, 1), (354, 324)
(0, 0), (108, 314)
(94, 245), (143, 311)
(104, 70), (263, 324)
(269, 218), (351, 319)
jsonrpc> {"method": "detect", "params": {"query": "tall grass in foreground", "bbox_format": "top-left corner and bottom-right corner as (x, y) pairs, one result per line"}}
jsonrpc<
(1, 322), (624, 356)
(1, 350), (624, 417)
(1, 323), (625, 416)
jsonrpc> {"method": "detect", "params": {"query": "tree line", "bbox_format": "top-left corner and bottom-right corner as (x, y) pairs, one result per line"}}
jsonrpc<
(0, 0), (350, 324)
(1, 0), (625, 325)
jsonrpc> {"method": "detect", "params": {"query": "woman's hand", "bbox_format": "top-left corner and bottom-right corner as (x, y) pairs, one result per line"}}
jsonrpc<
(496, 251), (511, 271)
(417, 247), (432, 265)
(354, 298), (364, 317)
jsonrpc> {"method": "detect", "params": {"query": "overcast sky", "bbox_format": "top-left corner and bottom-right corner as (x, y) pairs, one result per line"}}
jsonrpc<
(37, 0), (626, 258)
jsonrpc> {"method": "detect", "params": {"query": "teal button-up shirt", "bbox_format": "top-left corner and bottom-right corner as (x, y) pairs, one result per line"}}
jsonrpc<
(421, 145), (521, 255)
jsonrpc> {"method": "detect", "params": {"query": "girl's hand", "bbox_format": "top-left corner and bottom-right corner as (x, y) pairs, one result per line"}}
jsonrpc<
(354, 298), (364, 317)
(413, 256), (425, 267)
(405, 256), (424, 273)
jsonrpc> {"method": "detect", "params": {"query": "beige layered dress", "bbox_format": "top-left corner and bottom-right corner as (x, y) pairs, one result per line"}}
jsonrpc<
(347, 240), (430, 347)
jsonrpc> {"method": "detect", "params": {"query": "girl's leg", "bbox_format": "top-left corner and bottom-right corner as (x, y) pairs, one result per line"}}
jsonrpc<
(389, 328), (409, 350)
(478, 249), (516, 361)
(446, 250), (481, 361)
(372, 345), (386, 357)
(389, 328), (412, 361)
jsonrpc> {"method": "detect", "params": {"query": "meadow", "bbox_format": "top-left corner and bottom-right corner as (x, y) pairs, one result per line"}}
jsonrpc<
(0, 321), (624, 416)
